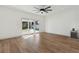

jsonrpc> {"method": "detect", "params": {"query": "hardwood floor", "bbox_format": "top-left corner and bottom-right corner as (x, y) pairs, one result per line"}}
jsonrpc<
(0, 32), (79, 53)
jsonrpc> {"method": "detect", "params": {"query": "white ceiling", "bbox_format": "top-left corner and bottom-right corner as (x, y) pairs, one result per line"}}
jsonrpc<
(5, 5), (79, 16)
(7, 5), (53, 16)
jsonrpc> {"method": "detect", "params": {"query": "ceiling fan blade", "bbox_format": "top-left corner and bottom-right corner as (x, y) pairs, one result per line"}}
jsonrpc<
(34, 7), (40, 10)
(45, 6), (51, 9)
(35, 11), (40, 13)
(46, 9), (52, 11)
(33, 10), (38, 11)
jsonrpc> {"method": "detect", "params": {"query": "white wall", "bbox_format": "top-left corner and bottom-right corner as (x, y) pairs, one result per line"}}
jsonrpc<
(45, 6), (79, 36)
(1, 5), (79, 39)
(0, 6), (45, 39)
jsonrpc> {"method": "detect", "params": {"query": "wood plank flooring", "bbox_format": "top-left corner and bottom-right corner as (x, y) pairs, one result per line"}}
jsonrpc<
(0, 32), (79, 53)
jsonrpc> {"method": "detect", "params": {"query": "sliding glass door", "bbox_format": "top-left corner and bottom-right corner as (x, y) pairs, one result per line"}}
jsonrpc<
(22, 18), (39, 35)
(34, 20), (39, 33)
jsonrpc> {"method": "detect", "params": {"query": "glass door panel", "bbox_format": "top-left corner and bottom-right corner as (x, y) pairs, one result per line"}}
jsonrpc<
(35, 20), (39, 33)
(22, 18), (39, 35)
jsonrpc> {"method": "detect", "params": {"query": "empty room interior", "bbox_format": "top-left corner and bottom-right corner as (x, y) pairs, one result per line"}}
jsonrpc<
(0, 5), (79, 53)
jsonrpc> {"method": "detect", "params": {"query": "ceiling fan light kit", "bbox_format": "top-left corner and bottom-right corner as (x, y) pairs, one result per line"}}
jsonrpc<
(33, 5), (52, 14)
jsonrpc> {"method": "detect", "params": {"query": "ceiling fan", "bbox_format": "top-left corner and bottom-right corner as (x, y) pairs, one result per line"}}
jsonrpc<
(33, 5), (52, 14)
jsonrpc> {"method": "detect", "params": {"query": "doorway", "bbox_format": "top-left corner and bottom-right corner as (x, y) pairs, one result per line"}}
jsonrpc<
(22, 18), (39, 35)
